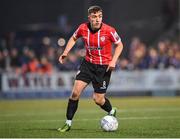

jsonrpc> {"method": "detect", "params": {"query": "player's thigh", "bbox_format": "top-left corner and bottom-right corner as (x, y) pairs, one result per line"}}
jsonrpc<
(92, 69), (112, 93)
(71, 80), (88, 97)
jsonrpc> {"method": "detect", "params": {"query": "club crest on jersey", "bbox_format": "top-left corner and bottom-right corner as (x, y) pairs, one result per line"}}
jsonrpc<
(100, 36), (105, 42)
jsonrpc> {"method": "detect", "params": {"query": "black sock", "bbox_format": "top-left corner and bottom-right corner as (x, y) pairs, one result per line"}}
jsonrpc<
(100, 98), (112, 113)
(66, 99), (79, 120)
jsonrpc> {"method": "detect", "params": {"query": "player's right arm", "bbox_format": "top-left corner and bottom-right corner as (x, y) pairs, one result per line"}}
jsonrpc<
(59, 24), (83, 64)
(59, 36), (77, 64)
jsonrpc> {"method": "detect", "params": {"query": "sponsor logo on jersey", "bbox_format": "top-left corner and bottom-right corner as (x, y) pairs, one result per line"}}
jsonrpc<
(87, 46), (103, 50)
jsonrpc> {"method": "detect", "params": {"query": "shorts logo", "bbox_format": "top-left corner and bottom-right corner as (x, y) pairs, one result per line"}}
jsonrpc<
(100, 36), (105, 42)
(100, 81), (106, 89)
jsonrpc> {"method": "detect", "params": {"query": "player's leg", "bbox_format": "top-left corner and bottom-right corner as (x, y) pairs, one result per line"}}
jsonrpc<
(92, 66), (116, 116)
(58, 59), (92, 132)
(58, 80), (88, 132)
(67, 80), (88, 121)
(92, 93), (116, 116)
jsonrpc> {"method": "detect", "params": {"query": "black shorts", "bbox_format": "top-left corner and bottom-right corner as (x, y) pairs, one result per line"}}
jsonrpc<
(76, 59), (112, 93)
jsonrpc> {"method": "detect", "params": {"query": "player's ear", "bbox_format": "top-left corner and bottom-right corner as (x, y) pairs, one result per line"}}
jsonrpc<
(88, 15), (90, 21)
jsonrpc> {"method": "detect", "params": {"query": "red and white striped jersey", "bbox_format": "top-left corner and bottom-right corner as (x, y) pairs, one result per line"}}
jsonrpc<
(73, 22), (121, 65)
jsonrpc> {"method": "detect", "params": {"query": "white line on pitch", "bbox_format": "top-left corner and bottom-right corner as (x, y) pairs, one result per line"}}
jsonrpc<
(0, 116), (180, 123)
(0, 107), (180, 117)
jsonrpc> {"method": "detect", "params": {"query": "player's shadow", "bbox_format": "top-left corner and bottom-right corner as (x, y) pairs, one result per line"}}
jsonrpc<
(23, 128), (57, 132)
(71, 128), (91, 131)
(24, 128), (98, 132)
(72, 128), (100, 133)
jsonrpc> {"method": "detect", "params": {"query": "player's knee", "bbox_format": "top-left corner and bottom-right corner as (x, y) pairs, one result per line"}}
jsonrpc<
(70, 89), (80, 100)
(93, 94), (104, 105)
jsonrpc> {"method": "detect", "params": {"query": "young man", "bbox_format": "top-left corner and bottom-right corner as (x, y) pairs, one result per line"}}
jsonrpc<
(58, 5), (123, 132)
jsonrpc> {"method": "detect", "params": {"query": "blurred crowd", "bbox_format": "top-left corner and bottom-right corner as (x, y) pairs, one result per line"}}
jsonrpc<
(0, 32), (180, 74)
(118, 37), (180, 70)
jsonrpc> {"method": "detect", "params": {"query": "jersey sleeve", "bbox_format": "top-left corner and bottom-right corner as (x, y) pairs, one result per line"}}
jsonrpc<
(109, 28), (121, 44)
(73, 24), (83, 40)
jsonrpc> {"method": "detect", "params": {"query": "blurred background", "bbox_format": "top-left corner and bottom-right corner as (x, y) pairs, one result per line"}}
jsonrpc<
(0, 0), (180, 98)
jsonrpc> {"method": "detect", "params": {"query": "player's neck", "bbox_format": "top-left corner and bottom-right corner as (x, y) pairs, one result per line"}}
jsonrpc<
(91, 26), (99, 31)
(88, 22), (102, 33)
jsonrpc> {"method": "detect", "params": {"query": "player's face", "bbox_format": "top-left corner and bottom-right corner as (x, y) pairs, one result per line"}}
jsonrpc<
(88, 11), (103, 30)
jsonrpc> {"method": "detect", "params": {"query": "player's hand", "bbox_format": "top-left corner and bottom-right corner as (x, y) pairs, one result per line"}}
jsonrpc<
(59, 54), (67, 64)
(106, 61), (116, 72)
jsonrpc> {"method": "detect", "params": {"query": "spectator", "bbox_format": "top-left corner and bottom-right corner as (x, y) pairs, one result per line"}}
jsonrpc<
(9, 48), (21, 73)
(171, 50), (180, 69)
(157, 41), (169, 69)
(20, 47), (31, 65)
(119, 58), (129, 70)
(148, 48), (159, 69)
(63, 52), (80, 71)
(0, 51), (6, 72)
(22, 50), (39, 73)
(38, 56), (53, 74)
(131, 42), (148, 70)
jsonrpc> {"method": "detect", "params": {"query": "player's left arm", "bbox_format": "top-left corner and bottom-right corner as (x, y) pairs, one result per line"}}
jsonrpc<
(107, 41), (123, 72)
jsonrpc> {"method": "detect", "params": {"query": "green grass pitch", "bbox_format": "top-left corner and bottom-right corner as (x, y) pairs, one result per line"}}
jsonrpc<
(0, 97), (180, 138)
